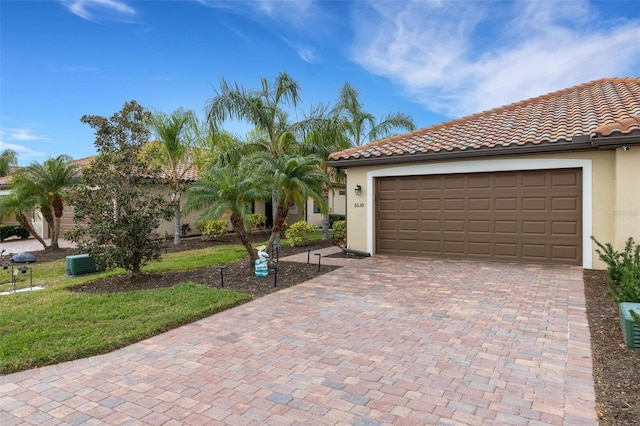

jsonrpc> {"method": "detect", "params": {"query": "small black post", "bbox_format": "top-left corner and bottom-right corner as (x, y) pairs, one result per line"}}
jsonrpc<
(219, 266), (227, 288)
(270, 265), (278, 287)
(315, 253), (322, 272)
(275, 246), (279, 263)
(305, 247), (311, 264)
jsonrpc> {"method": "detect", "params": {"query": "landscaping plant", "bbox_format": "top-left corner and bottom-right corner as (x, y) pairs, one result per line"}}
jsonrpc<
(67, 101), (173, 275)
(592, 236), (640, 327)
(197, 219), (228, 240)
(284, 220), (316, 247)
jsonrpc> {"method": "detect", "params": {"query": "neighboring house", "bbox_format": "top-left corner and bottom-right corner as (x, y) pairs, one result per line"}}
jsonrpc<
(327, 77), (640, 269)
(0, 154), (344, 241)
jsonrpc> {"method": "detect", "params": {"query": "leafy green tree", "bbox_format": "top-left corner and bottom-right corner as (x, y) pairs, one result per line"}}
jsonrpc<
(0, 149), (18, 177)
(11, 155), (81, 249)
(147, 108), (199, 245)
(67, 101), (173, 276)
(0, 191), (48, 249)
(332, 82), (416, 147)
(184, 157), (269, 264)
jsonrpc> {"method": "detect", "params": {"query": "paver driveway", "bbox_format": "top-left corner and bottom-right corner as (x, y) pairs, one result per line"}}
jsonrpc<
(1, 255), (597, 425)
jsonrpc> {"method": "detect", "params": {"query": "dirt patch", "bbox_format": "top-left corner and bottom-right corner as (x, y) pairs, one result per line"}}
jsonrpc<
(21, 238), (640, 423)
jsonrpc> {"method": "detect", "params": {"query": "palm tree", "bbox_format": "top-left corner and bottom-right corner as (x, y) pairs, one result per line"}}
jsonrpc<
(332, 82), (416, 147)
(11, 155), (82, 249)
(184, 158), (269, 264)
(148, 108), (198, 245)
(256, 153), (331, 250)
(206, 72), (323, 249)
(0, 149), (18, 177)
(0, 190), (48, 249)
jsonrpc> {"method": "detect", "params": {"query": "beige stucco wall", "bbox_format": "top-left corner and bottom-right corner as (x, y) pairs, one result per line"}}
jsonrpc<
(343, 148), (638, 269)
(306, 187), (347, 228)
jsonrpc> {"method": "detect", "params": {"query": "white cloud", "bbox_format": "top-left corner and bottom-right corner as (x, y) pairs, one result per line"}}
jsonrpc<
(282, 37), (318, 63)
(5, 128), (50, 142)
(197, 0), (318, 29)
(351, 0), (640, 118)
(60, 0), (137, 23)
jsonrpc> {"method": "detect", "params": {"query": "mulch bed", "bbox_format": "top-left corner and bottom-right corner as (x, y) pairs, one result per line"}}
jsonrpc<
(25, 238), (640, 424)
(584, 269), (640, 425)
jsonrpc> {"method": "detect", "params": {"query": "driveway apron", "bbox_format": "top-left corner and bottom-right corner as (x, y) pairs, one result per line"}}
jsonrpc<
(1, 256), (596, 425)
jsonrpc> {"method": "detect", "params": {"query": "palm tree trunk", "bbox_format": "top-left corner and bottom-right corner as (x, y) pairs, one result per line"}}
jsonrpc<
(230, 212), (258, 265)
(41, 206), (55, 241)
(16, 213), (48, 249)
(266, 202), (289, 252)
(173, 202), (181, 245)
(321, 186), (330, 241)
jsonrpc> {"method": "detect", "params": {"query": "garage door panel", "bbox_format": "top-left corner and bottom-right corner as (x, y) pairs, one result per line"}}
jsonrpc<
(495, 198), (518, 211)
(552, 197), (578, 211)
(495, 243), (518, 257)
(468, 242), (491, 256)
(469, 198), (491, 211)
(444, 219), (465, 232)
(522, 173), (547, 188)
(522, 197), (546, 211)
(552, 245), (579, 261)
(469, 220), (490, 233)
(399, 199), (418, 211)
(376, 169), (581, 264)
(495, 174), (518, 188)
(522, 221), (546, 235)
(495, 220), (518, 234)
(399, 220), (418, 231)
(443, 241), (465, 255)
(468, 174), (491, 189)
(444, 199), (465, 211)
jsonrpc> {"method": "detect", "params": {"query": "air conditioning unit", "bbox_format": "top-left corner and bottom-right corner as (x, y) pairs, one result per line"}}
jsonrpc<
(65, 254), (98, 276)
(619, 303), (640, 349)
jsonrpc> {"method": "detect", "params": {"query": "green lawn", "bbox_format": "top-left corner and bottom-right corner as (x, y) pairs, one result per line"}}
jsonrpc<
(0, 244), (252, 375)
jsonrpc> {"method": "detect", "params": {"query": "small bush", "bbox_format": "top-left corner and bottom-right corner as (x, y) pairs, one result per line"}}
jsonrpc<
(329, 214), (345, 228)
(592, 236), (640, 303)
(284, 221), (316, 247)
(197, 219), (228, 241)
(249, 213), (267, 230)
(0, 225), (30, 241)
(332, 220), (346, 239)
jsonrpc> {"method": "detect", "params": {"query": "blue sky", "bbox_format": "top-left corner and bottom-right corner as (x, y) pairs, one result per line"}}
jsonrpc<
(1, 0), (639, 166)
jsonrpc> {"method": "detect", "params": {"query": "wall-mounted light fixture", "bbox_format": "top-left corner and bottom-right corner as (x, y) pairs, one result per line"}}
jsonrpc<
(354, 184), (362, 195)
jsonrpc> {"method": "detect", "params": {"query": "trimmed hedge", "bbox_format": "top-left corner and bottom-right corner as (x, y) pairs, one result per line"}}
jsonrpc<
(0, 225), (30, 242)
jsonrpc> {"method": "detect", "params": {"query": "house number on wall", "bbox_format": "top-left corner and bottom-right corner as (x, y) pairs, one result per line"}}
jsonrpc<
(354, 203), (365, 208)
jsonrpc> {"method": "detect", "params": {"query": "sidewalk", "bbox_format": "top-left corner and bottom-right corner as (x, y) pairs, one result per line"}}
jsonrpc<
(0, 237), (76, 254)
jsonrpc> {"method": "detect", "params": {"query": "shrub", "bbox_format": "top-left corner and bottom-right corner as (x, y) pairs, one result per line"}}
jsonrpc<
(332, 220), (346, 239)
(284, 221), (316, 247)
(592, 236), (640, 303)
(197, 219), (228, 241)
(249, 213), (267, 230)
(329, 214), (345, 228)
(0, 225), (30, 241)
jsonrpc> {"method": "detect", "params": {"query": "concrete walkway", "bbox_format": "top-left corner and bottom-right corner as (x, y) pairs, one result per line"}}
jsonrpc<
(1, 254), (596, 425)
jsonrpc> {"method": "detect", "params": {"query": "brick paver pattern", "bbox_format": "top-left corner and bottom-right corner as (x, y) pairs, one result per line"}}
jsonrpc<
(1, 253), (597, 425)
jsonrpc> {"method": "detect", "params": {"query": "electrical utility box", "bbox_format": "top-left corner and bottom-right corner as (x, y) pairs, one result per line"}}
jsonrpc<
(65, 254), (98, 276)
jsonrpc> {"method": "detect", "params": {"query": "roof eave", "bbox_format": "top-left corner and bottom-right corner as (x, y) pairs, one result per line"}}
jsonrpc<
(327, 139), (597, 168)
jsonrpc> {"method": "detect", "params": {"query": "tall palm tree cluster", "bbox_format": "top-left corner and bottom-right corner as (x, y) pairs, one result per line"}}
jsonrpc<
(0, 154), (81, 250)
(183, 72), (415, 262)
(0, 72), (415, 262)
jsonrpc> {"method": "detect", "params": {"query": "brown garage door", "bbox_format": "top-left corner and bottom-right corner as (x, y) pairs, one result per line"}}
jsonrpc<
(376, 169), (582, 264)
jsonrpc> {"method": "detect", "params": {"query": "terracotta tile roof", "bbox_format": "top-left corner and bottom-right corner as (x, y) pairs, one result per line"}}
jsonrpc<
(0, 153), (199, 189)
(329, 77), (640, 163)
